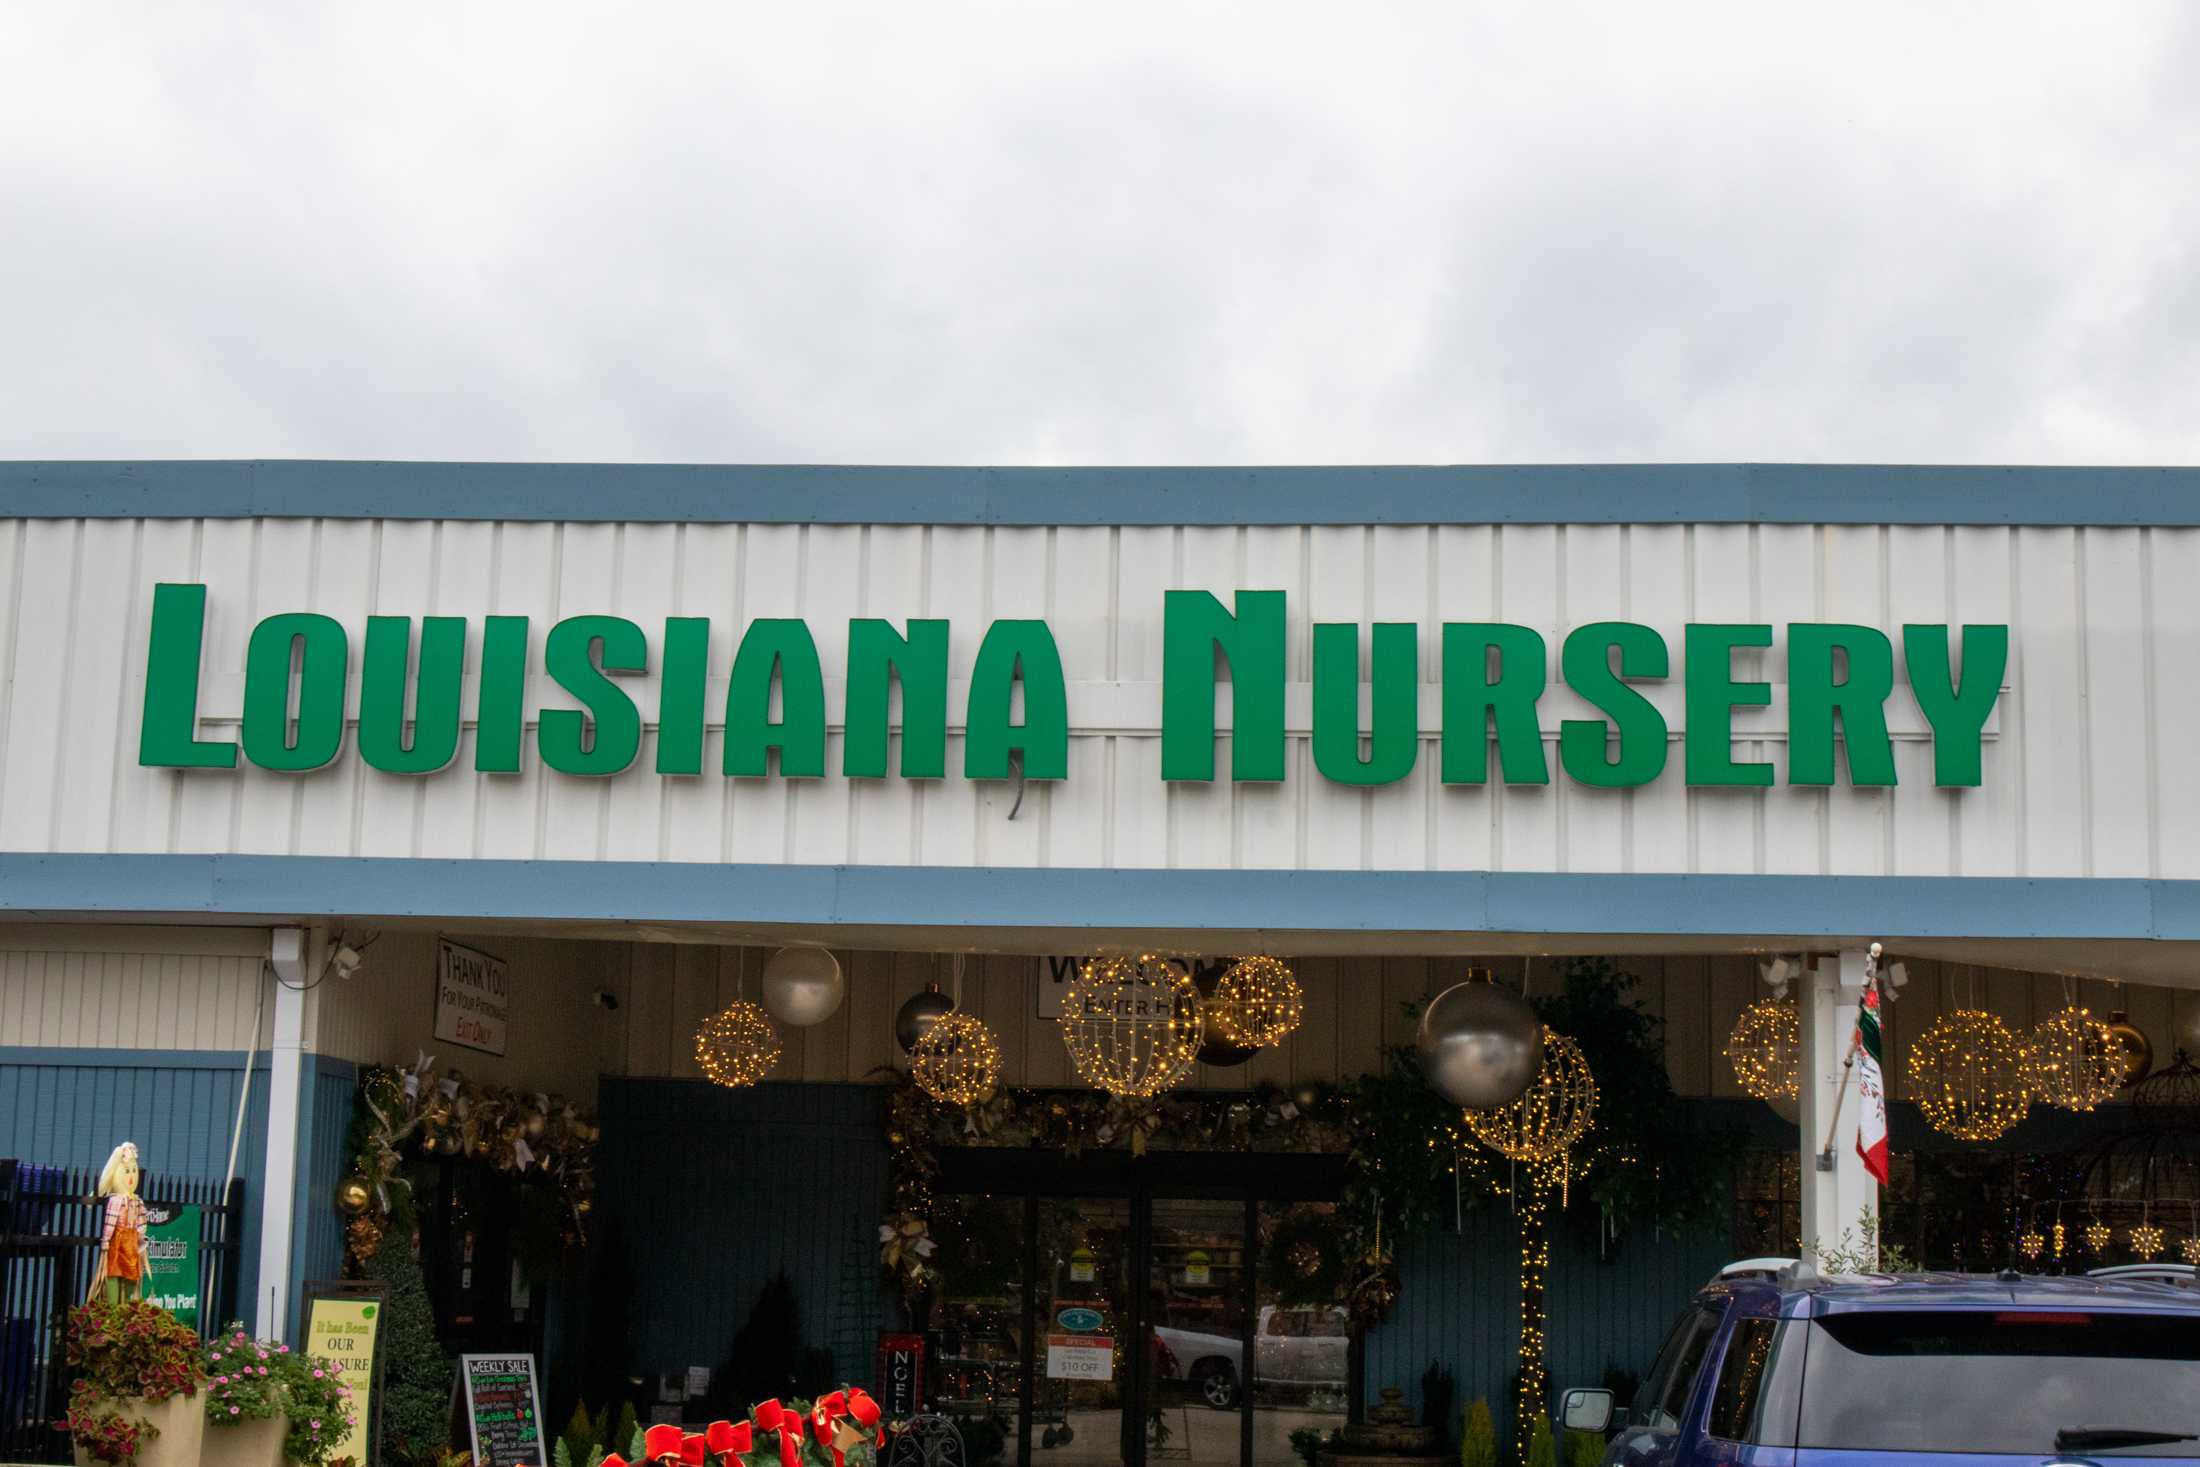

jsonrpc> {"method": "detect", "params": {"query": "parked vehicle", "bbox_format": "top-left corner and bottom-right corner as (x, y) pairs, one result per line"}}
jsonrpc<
(1151, 1304), (1350, 1409)
(1561, 1258), (2200, 1466)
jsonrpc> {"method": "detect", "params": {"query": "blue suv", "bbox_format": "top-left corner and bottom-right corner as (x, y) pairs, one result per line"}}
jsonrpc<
(1559, 1260), (2200, 1466)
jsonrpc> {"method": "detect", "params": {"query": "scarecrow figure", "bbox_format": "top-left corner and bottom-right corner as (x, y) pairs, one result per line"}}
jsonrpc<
(86, 1141), (148, 1304)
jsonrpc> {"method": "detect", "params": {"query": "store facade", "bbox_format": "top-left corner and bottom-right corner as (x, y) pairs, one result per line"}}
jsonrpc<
(5, 463), (2200, 1467)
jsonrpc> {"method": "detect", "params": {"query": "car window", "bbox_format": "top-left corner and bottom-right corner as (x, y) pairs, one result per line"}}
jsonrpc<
(1705, 1317), (1776, 1442)
(1797, 1309), (2200, 1455)
(1636, 1305), (1721, 1431)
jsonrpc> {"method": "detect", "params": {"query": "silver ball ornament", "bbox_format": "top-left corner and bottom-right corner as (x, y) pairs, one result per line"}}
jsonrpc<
(1415, 978), (1543, 1109)
(895, 981), (956, 1055)
(1764, 1088), (1801, 1126)
(760, 947), (845, 1028)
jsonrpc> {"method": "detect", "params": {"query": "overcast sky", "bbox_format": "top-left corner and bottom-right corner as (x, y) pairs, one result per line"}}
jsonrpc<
(3, 3), (2194, 466)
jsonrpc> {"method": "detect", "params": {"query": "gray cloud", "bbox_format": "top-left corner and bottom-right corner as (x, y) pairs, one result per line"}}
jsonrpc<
(3, 1), (2196, 466)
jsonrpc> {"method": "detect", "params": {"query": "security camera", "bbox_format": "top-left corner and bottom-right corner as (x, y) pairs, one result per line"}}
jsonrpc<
(592, 989), (621, 1012)
(330, 945), (364, 981)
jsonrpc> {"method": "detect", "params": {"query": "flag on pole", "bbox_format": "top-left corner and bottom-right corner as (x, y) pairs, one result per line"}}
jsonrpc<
(1854, 976), (1890, 1185)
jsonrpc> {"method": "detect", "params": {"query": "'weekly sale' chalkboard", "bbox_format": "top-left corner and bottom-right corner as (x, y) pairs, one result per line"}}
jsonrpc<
(457, 1354), (546, 1467)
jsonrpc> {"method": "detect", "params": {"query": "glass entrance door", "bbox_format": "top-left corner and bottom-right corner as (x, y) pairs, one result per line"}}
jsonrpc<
(931, 1147), (1353, 1467)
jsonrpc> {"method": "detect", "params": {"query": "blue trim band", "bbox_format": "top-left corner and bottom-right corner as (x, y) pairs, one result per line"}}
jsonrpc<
(0, 1045), (271, 1069)
(6, 461), (2200, 527)
(1, 853), (2196, 941)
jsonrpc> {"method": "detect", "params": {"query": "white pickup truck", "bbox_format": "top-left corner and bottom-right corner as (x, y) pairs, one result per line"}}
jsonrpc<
(1150, 1304), (1350, 1409)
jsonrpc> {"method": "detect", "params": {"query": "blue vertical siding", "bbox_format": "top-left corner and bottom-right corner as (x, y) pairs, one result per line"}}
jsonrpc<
(288, 1056), (359, 1330)
(0, 1046), (272, 1323)
(1365, 1204), (1731, 1431)
(596, 1079), (893, 1377)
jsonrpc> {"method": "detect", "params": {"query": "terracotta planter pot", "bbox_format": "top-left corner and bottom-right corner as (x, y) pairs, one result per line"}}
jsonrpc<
(202, 1413), (288, 1467)
(70, 1390), (206, 1467)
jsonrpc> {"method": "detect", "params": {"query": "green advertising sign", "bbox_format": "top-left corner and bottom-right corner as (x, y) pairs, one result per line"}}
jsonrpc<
(139, 583), (2009, 792)
(141, 1203), (200, 1328)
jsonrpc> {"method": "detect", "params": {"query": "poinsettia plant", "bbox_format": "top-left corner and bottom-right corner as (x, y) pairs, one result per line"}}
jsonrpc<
(604, 1389), (886, 1467)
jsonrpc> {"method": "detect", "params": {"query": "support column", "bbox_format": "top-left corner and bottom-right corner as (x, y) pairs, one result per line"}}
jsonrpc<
(256, 927), (317, 1340)
(1797, 948), (1879, 1267)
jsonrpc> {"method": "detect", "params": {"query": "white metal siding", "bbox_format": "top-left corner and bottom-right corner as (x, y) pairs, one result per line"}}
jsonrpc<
(0, 948), (270, 1050)
(0, 517), (2185, 878)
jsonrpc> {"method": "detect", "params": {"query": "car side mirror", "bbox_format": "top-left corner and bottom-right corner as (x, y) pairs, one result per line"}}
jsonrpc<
(1560, 1387), (1614, 1435)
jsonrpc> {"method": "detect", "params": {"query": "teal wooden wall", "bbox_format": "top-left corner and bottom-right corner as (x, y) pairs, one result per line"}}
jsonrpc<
(1363, 1203), (1731, 1431)
(0, 1045), (272, 1322)
(596, 1079), (895, 1380)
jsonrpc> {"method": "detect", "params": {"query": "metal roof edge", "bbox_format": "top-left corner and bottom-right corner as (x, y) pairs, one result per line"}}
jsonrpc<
(4, 461), (2200, 527)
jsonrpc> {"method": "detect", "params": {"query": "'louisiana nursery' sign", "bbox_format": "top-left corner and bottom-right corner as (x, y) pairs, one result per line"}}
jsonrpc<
(138, 583), (2008, 790)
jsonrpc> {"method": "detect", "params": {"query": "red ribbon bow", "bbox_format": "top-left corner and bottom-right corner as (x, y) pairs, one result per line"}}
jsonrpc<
(750, 1399), (806, 1467)
(809, 1388), (885, 1466)
(643, 1425), (686, 1463)
(705, 1421), (752, 1460)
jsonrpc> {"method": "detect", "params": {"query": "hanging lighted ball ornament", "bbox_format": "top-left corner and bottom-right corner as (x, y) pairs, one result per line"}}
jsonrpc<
(761, 947), (846, 1027)
(1906, 1009), (2032, 1142)
(695, 1000), (782, 1088)
(1416, 971), (1543, 1110)
(1725, 998), (1802, 1104)
(1192, 959), (1262, 1069)
(1058, 954), (1203, 1098)
(1462, 1026), (1596, 1167)
(2021, 1006), (2124, 1112)
(1208, 956), (1305, 1050)
(895, 981), (956, 1055)
(910, 1011), (1004, 1106)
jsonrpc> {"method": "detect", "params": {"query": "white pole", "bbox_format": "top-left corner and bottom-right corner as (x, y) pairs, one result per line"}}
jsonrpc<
(256, 928), (314, 1341)
(223, 961), (270, 1197)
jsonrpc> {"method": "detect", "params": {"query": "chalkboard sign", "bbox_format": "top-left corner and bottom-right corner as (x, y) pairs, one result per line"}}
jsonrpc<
(457, 1354), (546, 1467)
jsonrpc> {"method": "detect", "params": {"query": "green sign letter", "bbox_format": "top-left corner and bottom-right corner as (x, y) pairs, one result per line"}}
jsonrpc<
(1312, 623), (1418, 785)
(541, 615), (646, 776)
(1558, 622), (1669, 787)
(1161, 590), (1287, 781)
(656, 617), (710, 775)
(242, 613), (349, 771)
(845, 619), (949, 779)
(139, 582), (237, 768)
(1788, 623), (1897, 786)
(359, 616), (466, 775)
(1684, 624), (1774, 786)
(725, 619), (826, 777)
(475, 616), (529, 773)
(1905, 623), (2008, 787)
(966, 620), (1068, 779)
(1440, 623), (1549, 784)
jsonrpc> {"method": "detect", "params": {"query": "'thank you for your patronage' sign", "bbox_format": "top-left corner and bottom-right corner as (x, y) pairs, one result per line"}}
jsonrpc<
(136, 583), (2008, 791)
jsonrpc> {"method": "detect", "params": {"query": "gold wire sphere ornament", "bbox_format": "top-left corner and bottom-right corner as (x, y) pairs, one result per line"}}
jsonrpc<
(2021, 1006), (2125, 1113)
(694, 1000), (782, 1089)
(2131, 1223), (2167, 1261)
(1209, 956), (1305, 1050)
(1905, 1008), (2032, 1142)
(1725, 998), (1801, 1102)
(910, 1011), (1005, 1106)
(2085, 1220), (2114, 1255)
(1463, 1027), (1598, 1165)
(1058, 955), (1204, 1098)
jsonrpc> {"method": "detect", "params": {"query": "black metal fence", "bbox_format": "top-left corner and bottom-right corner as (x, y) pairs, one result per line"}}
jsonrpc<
(0, 1159), (246, 1464)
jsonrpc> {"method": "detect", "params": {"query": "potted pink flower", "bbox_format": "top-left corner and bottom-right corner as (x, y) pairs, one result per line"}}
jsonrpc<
(202, 1325), (357, 1467)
